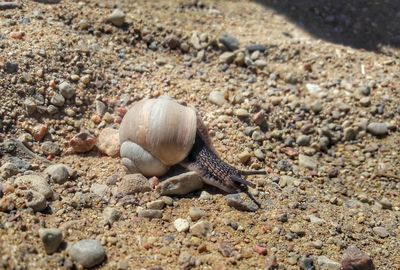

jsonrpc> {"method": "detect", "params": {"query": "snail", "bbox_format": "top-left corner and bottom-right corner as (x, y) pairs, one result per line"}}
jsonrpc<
(119, 98), (265, 205)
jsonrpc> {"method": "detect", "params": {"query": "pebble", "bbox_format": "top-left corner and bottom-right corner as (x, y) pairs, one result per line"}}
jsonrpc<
(69, 131), (96, 153)
(41, 141), (61, 156)
(254, 59), (267, 68)
(137, 208), (163, 219)
(246, 44), (267, 53)
(218, 242), (235, 257)
(26, 190), (47, 212)
(299, 256), (315, 270)
(15, 175), (53, 199)
(366, 122), (388, 136)
(103, 207), (121, 225)
(68, 239), (105, 268)
(0, 197), (15, 212)
(308, 215), (325, 225)
(50, 93), (65, 107)
(107, 9), (125, 27)
(157, 171), (203, 196)
(95, 100), (107, 116)
(39, 228), (63, 254)
(0, 162), (19, 179)
(146, 199), (165, 210)
(359, 97), (371, 107)
(253, 245), (268, 255)
(5, 156), (31, 172)
(208, 91), (227, 106)
(190, 221), (213, 237)
(96, 128), (120, 157)
(343, 127), (358, 141)
(219, 52), (236, 64)
(189, 207), (206, 221)
(90, 183), (108, 198)
(225, 193), (259, 212)
(164, 34), (181, 49)
(117, 174), (151, 195)
(174, 218), (190, 232)
(0, 2), (18, 10)
(58, 81), (75, 99)
(4, 61), (18, 74)
(316, 256), (341, 270)
(306, 83), (321, 94)
(45, 164), (72, 184)
(372, 226), (389, 238)
(298, 154), (318, 170)
(32, 124), (48, 141)
(289, 224), (306, 236)
(234, 108), (250, 118)
(379, 197), (392, 209)
(219, 33), (239, 51)
(296, 135), (311, 146)
(238, 150), (252, 164)
(341, 246), (375, 270)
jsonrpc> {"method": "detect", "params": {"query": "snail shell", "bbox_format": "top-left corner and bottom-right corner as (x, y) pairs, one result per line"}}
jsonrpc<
(119, 98), (197, 177)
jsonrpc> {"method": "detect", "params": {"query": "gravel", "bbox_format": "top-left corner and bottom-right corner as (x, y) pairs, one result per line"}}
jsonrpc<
(157, 172), (203, 196)
(174, 218), (190, 232)
(39, 228), (63, 254)
(68, 239), (106, 268)
(367, 122), (388, 136)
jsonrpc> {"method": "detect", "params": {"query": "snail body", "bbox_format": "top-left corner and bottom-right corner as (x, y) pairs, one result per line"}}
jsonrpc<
(119, 98), (264, 196)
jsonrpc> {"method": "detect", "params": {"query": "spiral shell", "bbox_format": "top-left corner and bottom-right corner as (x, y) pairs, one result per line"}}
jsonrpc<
(119, 98), (197, 176)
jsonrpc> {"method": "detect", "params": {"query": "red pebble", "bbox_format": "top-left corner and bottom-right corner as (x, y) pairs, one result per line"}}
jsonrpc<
(254, 245), (268, 255)
(32, 124), (48, 141)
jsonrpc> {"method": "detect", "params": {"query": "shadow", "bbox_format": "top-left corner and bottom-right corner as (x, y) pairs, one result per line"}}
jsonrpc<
(254, 0), (400, 51)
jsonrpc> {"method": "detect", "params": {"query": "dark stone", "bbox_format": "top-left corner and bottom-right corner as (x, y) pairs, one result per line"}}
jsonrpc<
(4, 62), (18, 74)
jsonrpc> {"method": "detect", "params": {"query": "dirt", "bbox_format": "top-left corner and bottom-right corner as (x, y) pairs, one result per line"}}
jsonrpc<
(0, 0), (399, 269)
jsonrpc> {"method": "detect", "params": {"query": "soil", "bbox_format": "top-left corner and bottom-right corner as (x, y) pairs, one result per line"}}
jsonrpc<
(0, 1), (399, 269)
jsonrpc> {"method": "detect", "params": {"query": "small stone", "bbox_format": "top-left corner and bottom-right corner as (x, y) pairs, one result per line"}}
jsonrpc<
(164, 34), (181, 50)
(208, 91), (227, 106)
(69, 131), (96, 153)
(95, 100), (107, 116)
(32, 124), (48, 141)
(96, 128), (120, 157)
(316, 256), (341, 270)
(58, 81), (75, 99)
(174, 218), (190, 232)
(118, 174), (151, 195)
(367, 122), (388, 136)
(296, 135), (311, 146)
(15, 175), (53, 199)
(189, 207), (206, 221)
(45, 164), (72, 184)
(225, 193), (259, 212)
(360, 97), (371, 107)
(341, 246), (375, 270)
(146, 199), (165, 210)
(299, 256), (315, 270)
(68, 239), (105, 268)
(80, 75), (90, 85)
(308, 215), (325, 225)
(219, 52), (236, 64)
(219, 33), (239, 51)
(218, 242), (235, 257)
(306, 83), (321, 94)
(4, 61), (18, 74)
(379, 197), (392, 209)
(41, 141), (61, 156)
(289, 224), (306, 236)
(234, 108), (250, 118)
(372, 226), (389, 238)
(157, 172), (203, 196)
(343, 128), (358, 141)
(0, 197), (15, 212)
(90, 183), (108, 198)
(253, 245), (268, 255)
(107, 9), (125, 27)
(26, 190), (47, 212)
(237, 151), (251, 164)
(0, 2), (19, 10)
(50, 93), (65, 107)
(190, 221), (213, 237)
(299, 154), (318, 170)
(24, 98), (37, 115)
(254, 59), (267, 68)
(137, 208), (163, 219)
(246, 44), (267, 53)
(103, 207), (121, 225)
(39, 228), (63, 254)
(311, 240), (323, 249)
(0, 162), (19, 179)
(359, 85), (371, 96)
